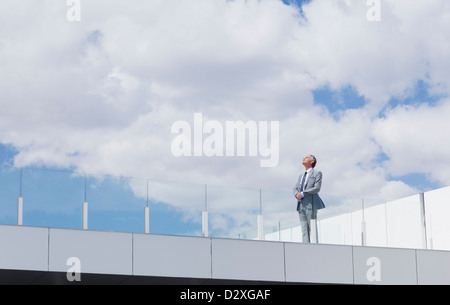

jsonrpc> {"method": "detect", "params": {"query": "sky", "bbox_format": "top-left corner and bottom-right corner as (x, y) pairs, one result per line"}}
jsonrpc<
(1, 0), (450, 236)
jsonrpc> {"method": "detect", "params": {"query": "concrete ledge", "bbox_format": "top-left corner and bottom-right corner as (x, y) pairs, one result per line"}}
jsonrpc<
(49, 228), (133, 275)
(416, 250), (450, 285)
(285, 243), (353, 284)
(211, 238), (285, 282)
(0, 225), (49, 271)
(133, 234), (211, 279)
(1, 224), (450, 285)
(352, 246), (417, 285)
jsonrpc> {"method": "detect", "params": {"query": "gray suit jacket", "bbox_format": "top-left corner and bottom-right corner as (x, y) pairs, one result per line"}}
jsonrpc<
(293, 169), (325, 212)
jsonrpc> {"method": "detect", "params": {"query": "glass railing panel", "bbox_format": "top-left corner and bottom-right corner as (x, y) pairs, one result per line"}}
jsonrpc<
(279, 220), (301, 243)
(207, 184), (259, 239)
(261, 189), (298, 242)
(4, 164), (448, 251)
(385, 194), (423, 249)
(318, 212), (353, 245)
(424, 186), (450, 251)
(22, 168), (83, 229)
(0, 166), (21, 225)
(146, 179), (204, 237)
(264, 220), (298, 242)
(351, 209), (364, 246)
(363, 203), (387, 247)
(264, 221), (282, 242)
(319, 195), (362, 246)
(362, 197), (388, 247)
(86, 174), (145, 233)
(262, 192), (364, 245)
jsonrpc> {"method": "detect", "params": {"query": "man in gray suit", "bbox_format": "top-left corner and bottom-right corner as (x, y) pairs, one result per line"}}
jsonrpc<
(293, 155), (325, 243)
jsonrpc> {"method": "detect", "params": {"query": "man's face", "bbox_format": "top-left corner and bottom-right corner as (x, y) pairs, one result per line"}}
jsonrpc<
(302, 155), (313, 167)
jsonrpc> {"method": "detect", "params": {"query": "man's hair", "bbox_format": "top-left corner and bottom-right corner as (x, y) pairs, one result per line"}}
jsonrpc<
(310, 155), (317, 168)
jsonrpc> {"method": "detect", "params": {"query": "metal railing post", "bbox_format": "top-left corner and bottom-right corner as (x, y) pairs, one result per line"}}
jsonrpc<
(361, 198), (366, 246)
(82, 201), (88, 230)
(144, 206), (150, 234)
(17, 169), (23, 226)
(17, 197), (23, 226)
(202, 184), (209, 237)
(257, 189), (264, 240)
(82, 175), (88, 230)
(419, 193), (428, 249)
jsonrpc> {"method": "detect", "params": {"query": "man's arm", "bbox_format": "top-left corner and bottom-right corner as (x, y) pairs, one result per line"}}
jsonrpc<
(293, 176), (302, 199)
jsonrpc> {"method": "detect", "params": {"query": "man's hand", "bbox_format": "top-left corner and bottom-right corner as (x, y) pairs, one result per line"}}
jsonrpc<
(296, 192), (303, 201)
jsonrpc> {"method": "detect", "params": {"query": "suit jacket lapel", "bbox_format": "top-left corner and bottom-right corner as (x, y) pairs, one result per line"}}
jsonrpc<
(306, 169), (315, 188)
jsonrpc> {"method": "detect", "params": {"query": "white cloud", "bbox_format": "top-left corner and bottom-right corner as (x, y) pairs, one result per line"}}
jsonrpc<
(292, 0), (450, 111)
(0, 0), (449, 231)
(373, 99), (450, 186)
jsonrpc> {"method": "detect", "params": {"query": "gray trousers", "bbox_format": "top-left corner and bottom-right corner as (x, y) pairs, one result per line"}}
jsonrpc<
(298, 206), (317, 243)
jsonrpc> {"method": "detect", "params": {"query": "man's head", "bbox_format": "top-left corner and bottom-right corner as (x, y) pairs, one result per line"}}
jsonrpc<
(302, 155), (317, 169)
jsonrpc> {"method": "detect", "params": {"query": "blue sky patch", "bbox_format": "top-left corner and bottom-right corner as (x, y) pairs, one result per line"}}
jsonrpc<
(0, 143), (17, 166)
(313, 85), (368, 114)
(382, 80), (444, 116)
(390, 172), (442, 193)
